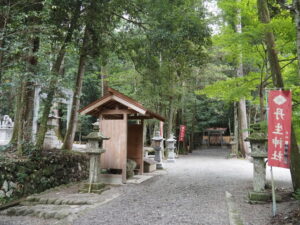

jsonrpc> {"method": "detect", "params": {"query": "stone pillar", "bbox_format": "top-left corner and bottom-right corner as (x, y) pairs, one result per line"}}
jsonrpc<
(88, 152), (102, 183)
(43, 115), (62, 150)
(0, 115), (13, 146)
(144, 148), (149, 158)
(81, 126), (109, 193)
(229, 136), (238, 157)
(66, 91), (73, 129)
(152, 131), (164, 169)
(167, 134), (176, 163)
(253, 152), (266, 192)
(32, 84), (41, 143)
(246, 124), (269, 201)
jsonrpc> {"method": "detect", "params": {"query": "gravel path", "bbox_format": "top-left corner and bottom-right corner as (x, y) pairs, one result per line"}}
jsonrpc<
(72, 148), (294, 225)
(0, 148), (294, 225)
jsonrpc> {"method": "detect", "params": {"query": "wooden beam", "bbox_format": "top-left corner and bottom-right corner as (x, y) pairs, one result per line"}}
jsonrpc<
(101, 109), (136, 115)
(112, 95), (146, 115)
(80, 95), (113, 115)
(128, 115), (153, 120)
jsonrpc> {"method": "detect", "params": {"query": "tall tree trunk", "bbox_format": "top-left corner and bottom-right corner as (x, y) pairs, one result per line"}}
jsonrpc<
(0, 3), (9, 85)
(234, 102), (239, 156)
(35, 1), (81, 150)
(235, 1), (251, 157)
(0, 18), (5, 84)
(238, 99), (250, 156)
(101, 65), (109, 96)
(257, 0), (284, 88)
(166, 97), (175, 138)
(14, 36), (39, 153)
(259, 85), (265, 121)
(290, 125), (300, 189)
(294, 0), (300, 79)
(62, 27), (89, 150)
(10, 82), (22, 144)
(17, 82), (26, 155)
(258, 0), (300, 190)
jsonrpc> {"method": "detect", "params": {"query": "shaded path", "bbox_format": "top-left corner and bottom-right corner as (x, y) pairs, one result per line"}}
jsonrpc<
(73, 148), (293, 225)
(0, 148), (294, 225)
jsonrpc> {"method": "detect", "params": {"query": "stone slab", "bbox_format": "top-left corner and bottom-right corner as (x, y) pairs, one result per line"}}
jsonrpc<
(248, 191), (271, 202)
(100, 174), (123, 185)
(126, 175), (154, 184)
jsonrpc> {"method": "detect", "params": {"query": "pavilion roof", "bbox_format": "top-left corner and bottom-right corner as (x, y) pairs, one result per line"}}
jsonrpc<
(79, 88), (165, 121)
(204, 128), (227, 134)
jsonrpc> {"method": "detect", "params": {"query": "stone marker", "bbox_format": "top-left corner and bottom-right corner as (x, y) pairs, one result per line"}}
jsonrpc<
(229, 136), (238, 157)
(143, 158), (156, 173)
(0, 115), (13, 145)
(152, 131), (164, 169)
(245, 124), (269, 201)
(81, 125), (109, 193)
(166, 134), (176, 163)
(43, 114), (62, 150)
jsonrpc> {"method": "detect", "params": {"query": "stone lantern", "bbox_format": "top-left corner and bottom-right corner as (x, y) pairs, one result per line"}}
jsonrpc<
(43, 114), (61, 150)
(245, 124), (269, 201)
(82, 125), (109, 193)
(166, 134), (176, 163)
(229, 136), (238, 157)
(152, 131), (164, 169)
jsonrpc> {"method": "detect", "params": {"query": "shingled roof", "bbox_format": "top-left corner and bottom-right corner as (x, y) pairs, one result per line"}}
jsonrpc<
(79, 88), (165, 121)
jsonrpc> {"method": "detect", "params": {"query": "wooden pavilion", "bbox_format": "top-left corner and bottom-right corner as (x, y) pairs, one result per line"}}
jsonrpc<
(202, 128), (228, 146)
(79, 88), (165, 184)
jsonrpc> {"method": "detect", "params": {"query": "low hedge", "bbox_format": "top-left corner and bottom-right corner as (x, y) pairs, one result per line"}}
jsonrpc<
(0, 150), (88, 205)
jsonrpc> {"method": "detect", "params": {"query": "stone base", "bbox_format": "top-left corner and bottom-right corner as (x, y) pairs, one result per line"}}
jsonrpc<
(229, 153), (237, 158)
(248, 191), (271, 202)
(79, 183), (106, 194)
(100, 174), (123, 185)
(156, 163), (164, 169)
(167, 158), (176, 163)
(144, 158), (156, 173)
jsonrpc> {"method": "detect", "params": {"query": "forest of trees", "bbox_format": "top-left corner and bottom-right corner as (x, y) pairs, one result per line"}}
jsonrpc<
(0, 0), (299, 189)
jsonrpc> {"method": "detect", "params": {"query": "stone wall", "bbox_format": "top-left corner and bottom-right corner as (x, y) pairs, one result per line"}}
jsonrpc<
(0, 150), (88, 205)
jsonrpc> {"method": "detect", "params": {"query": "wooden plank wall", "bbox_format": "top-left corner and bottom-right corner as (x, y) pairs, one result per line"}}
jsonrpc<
(202, 136), (231, 145)
(100, 118), (127, 171)
(127, 124), (143, 174)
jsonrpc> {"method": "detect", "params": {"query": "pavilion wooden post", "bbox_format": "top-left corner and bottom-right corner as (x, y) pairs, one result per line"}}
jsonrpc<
(122, 113), (128, 183)
(140, 119), (144, 175)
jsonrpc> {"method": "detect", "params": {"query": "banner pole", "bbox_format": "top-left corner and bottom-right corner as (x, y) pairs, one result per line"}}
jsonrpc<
(270, 166), (276, 216)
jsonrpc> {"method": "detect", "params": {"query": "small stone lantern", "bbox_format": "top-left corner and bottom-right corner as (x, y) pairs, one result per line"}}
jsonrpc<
(152, 131), (164, 169)
(83, 125), (109, 193)
(167, 134), (176, 163)
(245, 124), (269, 201)
(43, 114), (61, 150)
(229, 136), (238, 157)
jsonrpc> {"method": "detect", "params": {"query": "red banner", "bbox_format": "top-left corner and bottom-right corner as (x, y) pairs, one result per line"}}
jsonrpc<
(179, 125), (186, 142)
(268, 90), (292, 169)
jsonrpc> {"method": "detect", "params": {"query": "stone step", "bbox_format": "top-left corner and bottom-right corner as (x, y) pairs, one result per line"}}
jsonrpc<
(0, 204), (80, 219)
(25, 196), (90, 205)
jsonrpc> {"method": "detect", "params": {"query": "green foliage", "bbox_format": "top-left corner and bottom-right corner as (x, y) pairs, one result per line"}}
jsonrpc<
(292, 189), (300, 200)
(197, 72), (261, 102)
(0, 150), (88, 204)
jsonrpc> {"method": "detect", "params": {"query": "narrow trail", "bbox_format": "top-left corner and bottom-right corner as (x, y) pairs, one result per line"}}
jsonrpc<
(73, 148), (292, 225)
